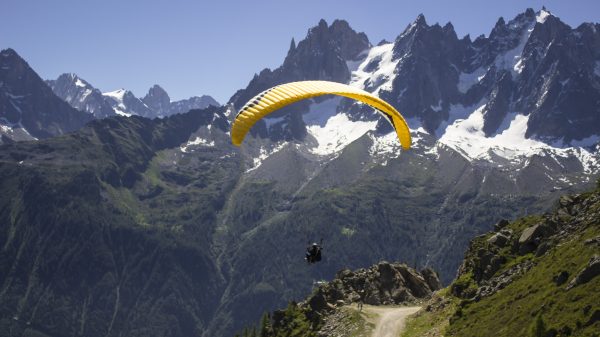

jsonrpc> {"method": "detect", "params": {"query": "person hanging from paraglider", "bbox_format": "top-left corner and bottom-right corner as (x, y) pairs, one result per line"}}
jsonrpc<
(305, 239), (323, 264)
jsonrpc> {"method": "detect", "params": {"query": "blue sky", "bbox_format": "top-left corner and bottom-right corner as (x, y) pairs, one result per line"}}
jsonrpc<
(1, 0), (599, 103)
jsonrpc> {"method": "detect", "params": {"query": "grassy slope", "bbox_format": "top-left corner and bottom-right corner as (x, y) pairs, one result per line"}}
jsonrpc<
(446, 220), (599, 336)
(402, 185), (600, 337)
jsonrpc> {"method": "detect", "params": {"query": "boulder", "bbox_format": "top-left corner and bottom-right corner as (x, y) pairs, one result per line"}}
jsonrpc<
(535, 241), (553, 257)
(488, 232), (510, 247)
(421, 267), (443, 291)
(308, 289), (331, 313)
(518, 224), (554, 254)
(395, 265), (431, 298)
(482, 255), (506, 279)
(584, 236), (600, 246)
(584, 309), (600, 327)
(494, 219), (510, 231)
(559, 195), (574, 207)
(566, 255), (600, 290)
(553, 271), (569, 286)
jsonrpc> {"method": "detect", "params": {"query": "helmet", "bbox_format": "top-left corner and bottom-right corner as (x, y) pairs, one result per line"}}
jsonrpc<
(312, 243), (318, 247)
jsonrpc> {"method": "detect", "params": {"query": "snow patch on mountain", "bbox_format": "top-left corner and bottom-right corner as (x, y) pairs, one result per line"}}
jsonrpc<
(349, 43), (399, 94)
(536, 9), (552, 23)
(103, 89), (126, 102)
(110, 107), (131, 117)
(180, 137), (215, 152)
(303, 97), (341, 126)
(80, 89), (93, 102)
(368, 131), (404, 166)
(440, 109), (538, 160)
(103, 89), (132, 116)
(307, 113), (377, 156)
(435, 101), (486, 137)
(0, 118), (37, 141)
(458, 67), (486, 93)
(346, 49), (370, 72)
(369, 131), (400, 158)
(498, 22), (535, 76)
(246, 142), (287, 172)
(437, 107), (600, 172)
(75, 78), (86, 88)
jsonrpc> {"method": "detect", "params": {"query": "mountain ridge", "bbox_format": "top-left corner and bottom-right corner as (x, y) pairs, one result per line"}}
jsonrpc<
(48, 74), (220, 119)
(0, 48), (93, 142)
(0, 7), (599, 337)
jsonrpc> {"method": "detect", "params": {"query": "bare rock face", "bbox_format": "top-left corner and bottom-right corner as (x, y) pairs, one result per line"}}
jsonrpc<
(421, 267), (443, 291)
(304, 261), (439, 309)
(227, 19), (370, 143)
(47, 73), (116, 119)
(142, 84), (171, 116)
(0, 48), (93, 141)
(267, 261), (440, 337)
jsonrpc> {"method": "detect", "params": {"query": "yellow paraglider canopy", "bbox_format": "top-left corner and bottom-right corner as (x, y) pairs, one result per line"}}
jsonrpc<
(231, 80), (411, 150)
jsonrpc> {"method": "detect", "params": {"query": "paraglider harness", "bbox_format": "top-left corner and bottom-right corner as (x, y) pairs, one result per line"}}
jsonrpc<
(305, 239), (323, 264)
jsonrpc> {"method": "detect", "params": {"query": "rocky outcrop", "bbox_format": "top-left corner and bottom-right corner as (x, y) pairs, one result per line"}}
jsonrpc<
(309, 262), (440, 308)
(453, 186), (600, 300)
(262, 261), (440, 337)
(566, 255), (600, 290)
(421, 267), (443, 291)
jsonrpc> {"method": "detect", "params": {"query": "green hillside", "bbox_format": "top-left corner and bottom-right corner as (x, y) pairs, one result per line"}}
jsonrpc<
(402, 180), (600, 337)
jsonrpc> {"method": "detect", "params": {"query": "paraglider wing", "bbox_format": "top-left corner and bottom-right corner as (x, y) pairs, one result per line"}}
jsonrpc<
(231, 81), (411, 149)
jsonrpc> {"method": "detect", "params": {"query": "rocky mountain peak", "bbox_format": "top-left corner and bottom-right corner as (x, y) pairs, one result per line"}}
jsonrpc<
(524, 7), (536, 19)
(47, 73), (116, 119)
(443, 22), (456, 34)
(146, 84), (170, 101)
(0, 49), (93, 141)
(142, 84), (171, 117)
(284, 18), (370, 69)
(397, 13), (429, 40)
(227, 18), (370, 143)
(415, 13), (427, 26)
(287, 38), (296, 56)
(0, 48), (18, 59)
(48, 71), (220, 119)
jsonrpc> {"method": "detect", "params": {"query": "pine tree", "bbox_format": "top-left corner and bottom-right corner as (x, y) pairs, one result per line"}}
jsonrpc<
(260, 312), (271, 337)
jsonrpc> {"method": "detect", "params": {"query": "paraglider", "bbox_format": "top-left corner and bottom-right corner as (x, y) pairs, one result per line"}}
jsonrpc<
(305, 240), (323, 264)
(231, 80), (412, 149)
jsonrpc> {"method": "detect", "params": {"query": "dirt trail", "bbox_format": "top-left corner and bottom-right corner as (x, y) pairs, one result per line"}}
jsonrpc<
(361, 305), (420, 337)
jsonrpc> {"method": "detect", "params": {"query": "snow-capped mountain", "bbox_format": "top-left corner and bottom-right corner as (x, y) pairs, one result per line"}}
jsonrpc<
(142, 84), (220, 117)
(2, 9), (600, 337)
(49, 74), (220, 119)
(0, 49), (92, 142)
(102, 88), (155, 117)
(228, 9), (600, 180)
(46, 73), (116, 118)
(168, 95), (220, 116)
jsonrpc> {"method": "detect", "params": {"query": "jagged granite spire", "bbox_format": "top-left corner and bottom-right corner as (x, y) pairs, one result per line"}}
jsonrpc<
(142, 84), (171, 117)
